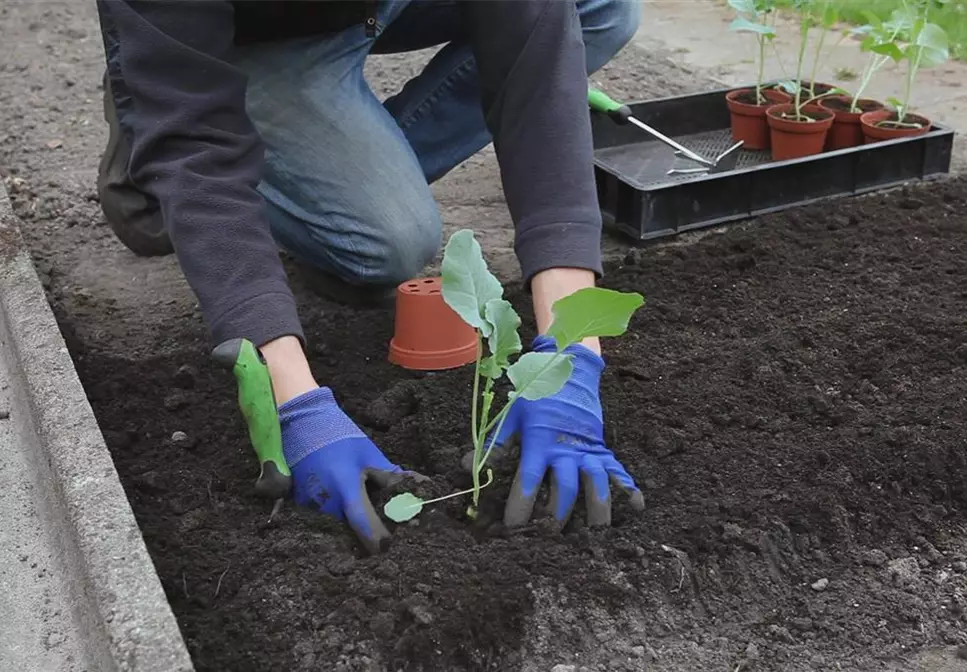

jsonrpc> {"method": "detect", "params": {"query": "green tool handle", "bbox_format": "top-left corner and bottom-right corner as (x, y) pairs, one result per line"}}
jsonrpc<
(588, 87), (633, 124)
(212, 338), (291, 500)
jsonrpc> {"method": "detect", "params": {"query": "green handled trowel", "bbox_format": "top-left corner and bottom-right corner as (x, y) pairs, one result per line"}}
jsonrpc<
(212, 338), (291, 516)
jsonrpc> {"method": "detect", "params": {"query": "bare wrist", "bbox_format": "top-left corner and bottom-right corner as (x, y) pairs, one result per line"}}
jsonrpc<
(259, 335), (318, 405)
(531, 268), (601, 354)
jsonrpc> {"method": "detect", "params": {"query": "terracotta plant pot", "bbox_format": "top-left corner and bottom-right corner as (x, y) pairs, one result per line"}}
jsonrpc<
(819, 96), (886, 150)
(766, 104), (834, 161)
(860, 109), (932, 144)
(725, 88), (793, 151)
(388, 277), (478, 371)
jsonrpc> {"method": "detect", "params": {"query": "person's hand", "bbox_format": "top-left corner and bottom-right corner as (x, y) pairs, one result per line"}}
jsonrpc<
(490, 335), (645, 527)
(279, 386), (408, 554)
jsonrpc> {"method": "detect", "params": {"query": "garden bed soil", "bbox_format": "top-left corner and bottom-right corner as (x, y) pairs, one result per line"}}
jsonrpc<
(55, 178), (967, 671)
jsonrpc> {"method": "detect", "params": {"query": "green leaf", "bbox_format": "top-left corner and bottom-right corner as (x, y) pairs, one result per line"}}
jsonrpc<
(441, 229), (503, 337)
(869, 41), (904, 60)
(776, 79), (800, 94)
(729, 16), (775, 35)
(506, 352), (574, 401)
(483, 298), (522, 369)
(913, 22), (949, 67)
(727, 0), (756, 15)
(384, 493), (424, 523)
(479, 355), (502, 379)
(545, 287), (645, 351)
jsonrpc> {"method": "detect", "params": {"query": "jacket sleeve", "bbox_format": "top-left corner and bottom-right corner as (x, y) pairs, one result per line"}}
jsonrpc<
(96, 0), (304, 348)
(460, 0), (603, 285)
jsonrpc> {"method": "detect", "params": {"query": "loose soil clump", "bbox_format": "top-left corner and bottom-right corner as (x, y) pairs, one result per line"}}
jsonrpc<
(62, 178), (967, 671)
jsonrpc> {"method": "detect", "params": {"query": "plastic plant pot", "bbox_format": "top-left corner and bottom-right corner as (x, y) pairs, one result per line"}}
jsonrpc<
(725, 88), (793, 150)
(860, 109), (932, 144)
(388, 277), (478, 371)
(766, 103), (834, 161)
(819, 96), (885, 150)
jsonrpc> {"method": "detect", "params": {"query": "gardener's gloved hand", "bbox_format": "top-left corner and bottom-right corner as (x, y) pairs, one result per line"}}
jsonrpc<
(490, 335), (645, 527)
(279, 386), (408, 554)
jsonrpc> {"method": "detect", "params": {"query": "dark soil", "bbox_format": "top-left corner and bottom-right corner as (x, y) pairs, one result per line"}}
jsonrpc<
(821, 97), (883, 114)
(732, 90), (765, 106)
(772, 107), (835, 123)
(876, 112), (932, 129)
(62, 177), (967, 671)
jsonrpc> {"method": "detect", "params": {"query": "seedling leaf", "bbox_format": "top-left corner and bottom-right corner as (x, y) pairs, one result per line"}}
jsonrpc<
(480, 355), (502, 379)
(913, 23), (949, 67)
(384, 493), (424, 523)
(729, 16), (775, 35)
(483, 298), (522, 369)
(506, 352), (573, 401)
(869, 41), (904, 60)
(546, 287), (645, 351)
(441, 229), (503, 337)
(727, 0), (756, 14)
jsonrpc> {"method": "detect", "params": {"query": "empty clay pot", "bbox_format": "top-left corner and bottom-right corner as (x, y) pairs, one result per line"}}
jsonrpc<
(766, 104), (834, 161)
(725, 88), (793, 150)
(819, 96), (886, 150)
(860, 109), (932, 144)
(388, 277), (478, 371)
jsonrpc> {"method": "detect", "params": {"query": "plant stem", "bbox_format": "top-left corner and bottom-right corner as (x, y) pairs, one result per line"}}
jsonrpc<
(901, 41), (924, 125)
(808, 10), (829, 97)
(794, 12), (810, 116)
(470, 382), (495, 509)
(413, 469), (495, 512)
(756, 34), (766, 103)
(470, 334), (482, 446)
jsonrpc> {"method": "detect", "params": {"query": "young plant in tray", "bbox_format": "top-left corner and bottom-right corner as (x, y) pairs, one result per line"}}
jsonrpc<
(764, 0), (845, 160)
(728, 0), (780, 105)
(725, 0), (787, 150)
(817, 11), (902, 149)
(860, 0), (949, 141)
(384, 229), (644, 524)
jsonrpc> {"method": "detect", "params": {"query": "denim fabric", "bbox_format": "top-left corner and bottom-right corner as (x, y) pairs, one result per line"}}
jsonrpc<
(233, 0), (639, 287)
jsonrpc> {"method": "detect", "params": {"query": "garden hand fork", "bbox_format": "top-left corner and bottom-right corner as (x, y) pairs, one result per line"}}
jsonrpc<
(588, 87), (743, 175)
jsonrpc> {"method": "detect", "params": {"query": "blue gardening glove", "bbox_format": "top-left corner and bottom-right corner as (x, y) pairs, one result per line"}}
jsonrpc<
(492, 335), (645, 527)
(280, 386), (407, 554)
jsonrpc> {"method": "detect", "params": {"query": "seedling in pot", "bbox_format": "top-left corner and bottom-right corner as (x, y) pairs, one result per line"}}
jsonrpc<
(879, 0), (949, 129)
(383, 229), (645, 524)
(778, 0), (848, 122)
(844, 12), (905, 114)
(728, 0), (780, 105)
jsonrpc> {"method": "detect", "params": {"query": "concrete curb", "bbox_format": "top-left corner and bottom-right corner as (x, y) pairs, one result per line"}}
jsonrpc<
(0, 183), (193, 671)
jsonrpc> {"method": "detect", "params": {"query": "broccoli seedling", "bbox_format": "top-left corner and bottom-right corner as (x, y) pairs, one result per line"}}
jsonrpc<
(884, 0), (949, 126)
(383, 229), (645, 524)
(728, 0), (780, 104)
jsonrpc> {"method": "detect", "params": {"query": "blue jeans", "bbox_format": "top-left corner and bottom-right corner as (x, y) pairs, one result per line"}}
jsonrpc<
(235, 0), (640, 288)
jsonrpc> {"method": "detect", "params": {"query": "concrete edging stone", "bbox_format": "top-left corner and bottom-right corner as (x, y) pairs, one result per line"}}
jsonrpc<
(0, 181), (193, 671)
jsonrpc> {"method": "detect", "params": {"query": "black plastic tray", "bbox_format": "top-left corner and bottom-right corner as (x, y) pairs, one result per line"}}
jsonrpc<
(591, 86), (955, 242)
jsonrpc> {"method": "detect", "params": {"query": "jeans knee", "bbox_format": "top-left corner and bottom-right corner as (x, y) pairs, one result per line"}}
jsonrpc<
(374, 209), (442, 286)
(583, 0), (640, 68)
